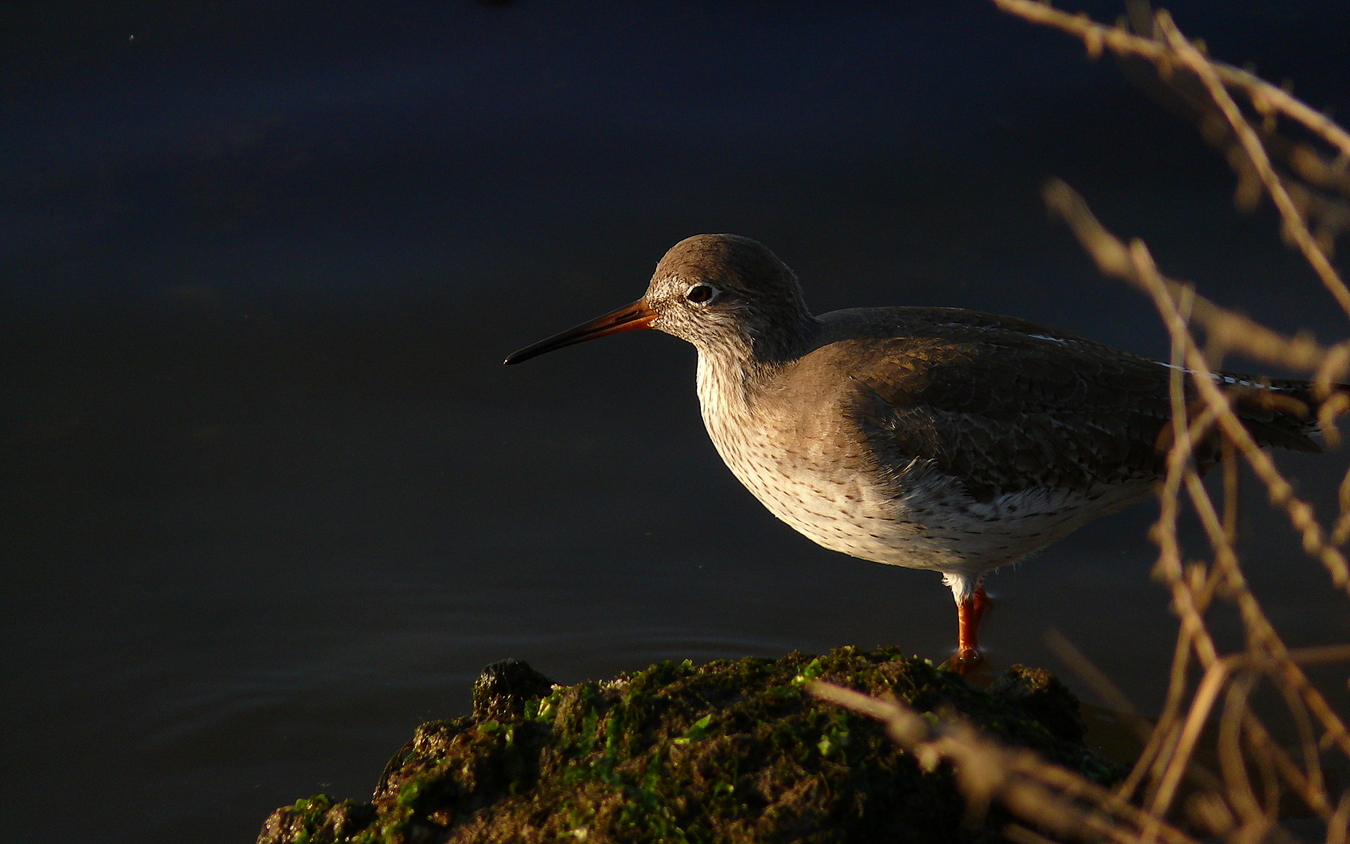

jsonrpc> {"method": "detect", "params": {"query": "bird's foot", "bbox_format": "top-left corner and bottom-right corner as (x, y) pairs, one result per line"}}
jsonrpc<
(941, 647), (985, 676)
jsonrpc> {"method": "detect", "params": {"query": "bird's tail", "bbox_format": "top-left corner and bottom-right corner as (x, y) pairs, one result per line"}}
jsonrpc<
(1218, 373), (1345, 454)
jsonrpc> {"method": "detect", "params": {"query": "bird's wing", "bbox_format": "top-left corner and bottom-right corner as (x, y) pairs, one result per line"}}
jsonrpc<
(802, 310), (1320, 502)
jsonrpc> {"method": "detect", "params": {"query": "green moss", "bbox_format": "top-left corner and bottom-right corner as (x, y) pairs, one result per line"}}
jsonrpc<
(256, 648), (1121, 844)
(256, 794), (373, 844)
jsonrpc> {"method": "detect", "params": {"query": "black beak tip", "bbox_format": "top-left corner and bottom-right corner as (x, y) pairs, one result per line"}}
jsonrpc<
(503, 344), (545, 366)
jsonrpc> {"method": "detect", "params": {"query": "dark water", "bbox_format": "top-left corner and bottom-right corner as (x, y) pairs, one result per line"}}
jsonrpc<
(5, 3), (1350, 842)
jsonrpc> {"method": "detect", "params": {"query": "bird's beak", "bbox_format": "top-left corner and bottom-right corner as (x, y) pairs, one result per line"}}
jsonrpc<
(503, 298), (658, 365)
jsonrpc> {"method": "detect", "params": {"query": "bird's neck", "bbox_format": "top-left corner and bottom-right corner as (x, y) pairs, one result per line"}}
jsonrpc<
(693, 314), (818, 420)
(696, 348), (765, 422)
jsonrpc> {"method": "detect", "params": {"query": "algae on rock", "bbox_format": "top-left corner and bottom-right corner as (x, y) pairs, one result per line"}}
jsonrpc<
(257, 647), (1119, 844)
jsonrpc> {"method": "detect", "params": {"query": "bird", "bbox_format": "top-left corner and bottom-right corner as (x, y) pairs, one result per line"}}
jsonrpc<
(504, 233), (1336, 668)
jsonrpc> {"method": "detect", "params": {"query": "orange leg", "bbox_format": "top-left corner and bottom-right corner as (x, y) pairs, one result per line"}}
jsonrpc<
(955, 583), (990, 666)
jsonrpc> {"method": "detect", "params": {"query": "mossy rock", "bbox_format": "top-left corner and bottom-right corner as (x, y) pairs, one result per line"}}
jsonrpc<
(257, 647), (1120, 844)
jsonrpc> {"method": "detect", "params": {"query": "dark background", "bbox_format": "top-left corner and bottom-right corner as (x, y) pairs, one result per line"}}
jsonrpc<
(4, 2), (1350, 842)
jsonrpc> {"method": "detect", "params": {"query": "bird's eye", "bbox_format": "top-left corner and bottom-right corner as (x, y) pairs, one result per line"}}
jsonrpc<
(685, 283), (719, 304)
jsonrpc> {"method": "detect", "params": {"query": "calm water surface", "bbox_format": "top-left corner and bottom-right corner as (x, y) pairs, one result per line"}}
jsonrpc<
(5, 3), (1350, 842)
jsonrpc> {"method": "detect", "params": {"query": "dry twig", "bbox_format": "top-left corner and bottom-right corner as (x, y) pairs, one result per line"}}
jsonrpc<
(810, 4), (1350, 842)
